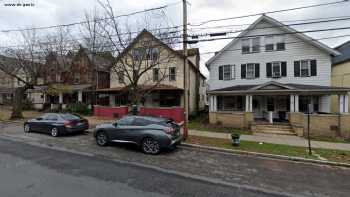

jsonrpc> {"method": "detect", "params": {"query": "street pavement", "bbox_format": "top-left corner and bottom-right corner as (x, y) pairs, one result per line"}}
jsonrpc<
(1, 122), (350, 197)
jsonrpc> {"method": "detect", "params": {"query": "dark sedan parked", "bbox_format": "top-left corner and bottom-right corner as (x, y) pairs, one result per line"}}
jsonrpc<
(24, 113), (89, 137)
(94, 116), (183, 154)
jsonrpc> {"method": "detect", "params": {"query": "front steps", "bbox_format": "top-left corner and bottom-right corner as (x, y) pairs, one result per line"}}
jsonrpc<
(252, 123), (296, 136)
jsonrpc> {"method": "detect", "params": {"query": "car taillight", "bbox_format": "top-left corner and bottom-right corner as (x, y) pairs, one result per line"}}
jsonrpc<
(64, 121), (73, 128)
(164, 127), (175, 135)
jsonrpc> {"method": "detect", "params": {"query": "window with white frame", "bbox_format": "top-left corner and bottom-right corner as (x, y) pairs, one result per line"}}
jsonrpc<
(265, 36), (274, 51)
(272, 62), (281, 77)
(132, 48), (146, 61)
(218, 65), (234, 80)
(252, 37), (260, 52)
(276, 35), (286, 50)
(74, 73), (80, 84)
(169, 67), (176, 81)
(241, 39), (250, 54)
(300, 60), (310, 77)
(294, 59), (317, 77)
(147, 47), (159, 61)
(246, 63), (255, 79)
(153, 68), (159, 81)
(217, 96), (243, 111)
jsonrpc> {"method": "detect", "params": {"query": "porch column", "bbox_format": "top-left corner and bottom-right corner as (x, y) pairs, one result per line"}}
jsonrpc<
(339, 94), (348, 113)
(290, 95), (295, 112)
(245, 95), (253, 112)
(294, 95), (299, 112)
(78, 91), (83, 102)
(109, 95), (116, 107)
(213, 95), (217, 112)
(59, 92), (63, 104)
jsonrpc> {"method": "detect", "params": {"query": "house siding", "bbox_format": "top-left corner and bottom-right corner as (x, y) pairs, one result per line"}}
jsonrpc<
(208, 20), (332, 91)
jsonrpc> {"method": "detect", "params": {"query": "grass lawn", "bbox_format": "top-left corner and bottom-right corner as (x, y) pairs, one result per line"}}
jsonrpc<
(188, 115), (251, 135)
(186, 135), (350, 164)
(310, 136), (350, 144)
(0, 106), (43, 121)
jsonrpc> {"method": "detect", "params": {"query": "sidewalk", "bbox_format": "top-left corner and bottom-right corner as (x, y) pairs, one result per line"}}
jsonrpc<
(189, 130), (350, 151)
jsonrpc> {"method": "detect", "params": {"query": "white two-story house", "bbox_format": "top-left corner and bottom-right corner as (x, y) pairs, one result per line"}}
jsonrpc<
(206, 15), (350, 132)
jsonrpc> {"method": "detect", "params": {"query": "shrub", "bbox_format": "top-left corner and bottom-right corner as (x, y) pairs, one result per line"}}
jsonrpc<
(66, 103), (91, 115)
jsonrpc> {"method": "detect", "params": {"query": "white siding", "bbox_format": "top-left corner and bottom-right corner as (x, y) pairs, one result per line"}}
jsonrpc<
(208, 20), (332, 91)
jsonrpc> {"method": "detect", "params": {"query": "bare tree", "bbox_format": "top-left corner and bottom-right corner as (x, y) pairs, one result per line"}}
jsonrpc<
(95, 0), (180, 105)
(0, 30), (43, 119)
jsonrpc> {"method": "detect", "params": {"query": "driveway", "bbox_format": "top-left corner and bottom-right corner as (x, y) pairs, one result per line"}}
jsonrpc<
(1, 122), (350, 197)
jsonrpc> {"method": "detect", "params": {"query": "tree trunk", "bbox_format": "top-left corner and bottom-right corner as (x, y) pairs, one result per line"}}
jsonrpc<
(10, 87), (26, 120)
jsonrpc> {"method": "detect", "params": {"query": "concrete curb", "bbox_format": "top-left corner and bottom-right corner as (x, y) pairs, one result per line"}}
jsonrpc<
(180, 143), (350, 168)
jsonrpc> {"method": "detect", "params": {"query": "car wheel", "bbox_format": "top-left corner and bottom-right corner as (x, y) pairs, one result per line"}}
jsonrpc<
(24, 124), (31, 133)
(96, 131), (108, 146)
(51, 127), (59, 137)
(141, 138), (161, 155)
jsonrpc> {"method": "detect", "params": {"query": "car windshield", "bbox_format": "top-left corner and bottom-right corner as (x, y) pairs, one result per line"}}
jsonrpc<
(60, 114), (81, 120)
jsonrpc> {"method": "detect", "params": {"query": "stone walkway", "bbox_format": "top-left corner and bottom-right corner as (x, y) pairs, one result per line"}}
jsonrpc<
(189, 130), (350, 151)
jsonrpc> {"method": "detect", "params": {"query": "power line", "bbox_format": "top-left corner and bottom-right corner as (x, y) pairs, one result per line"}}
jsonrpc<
(2, 16), (350, 49)
(0, 1), (182, 33)
(186, 26), (350, 44)
(188, 15), (350, 31)
(188, 0), (349, 27)
(188, 16), (350, 38)
(199, 34), (350, 55)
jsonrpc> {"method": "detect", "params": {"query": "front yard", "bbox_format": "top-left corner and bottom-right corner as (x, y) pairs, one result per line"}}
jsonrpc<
(189, 115), (250, 135)
(0, 106), (43, 121)
(186, 135), (350, 164)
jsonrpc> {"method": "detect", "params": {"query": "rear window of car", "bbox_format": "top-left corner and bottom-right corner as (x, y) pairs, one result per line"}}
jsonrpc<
(60, 114), (81, 120)
(118, 116), (135, 125)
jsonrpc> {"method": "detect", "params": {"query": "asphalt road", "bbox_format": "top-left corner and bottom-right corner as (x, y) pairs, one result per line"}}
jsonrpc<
(1, 122), (350, 197)
(0, 137), (282, 197)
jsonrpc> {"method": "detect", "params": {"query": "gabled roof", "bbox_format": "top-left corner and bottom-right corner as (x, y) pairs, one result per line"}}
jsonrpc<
(206, 15), (340, 68)
(115, 29), (206, 79)
(332, 40), (350, 65)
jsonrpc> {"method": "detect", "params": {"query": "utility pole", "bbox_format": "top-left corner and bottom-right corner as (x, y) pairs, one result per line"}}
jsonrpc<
(182, 0), (189, 140)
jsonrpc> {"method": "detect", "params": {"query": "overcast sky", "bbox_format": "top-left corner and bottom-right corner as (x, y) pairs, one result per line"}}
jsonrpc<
(1, 0), (350, 77)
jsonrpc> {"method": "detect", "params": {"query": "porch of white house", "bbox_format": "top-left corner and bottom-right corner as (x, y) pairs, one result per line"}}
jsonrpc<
(208, 82), (350, 138)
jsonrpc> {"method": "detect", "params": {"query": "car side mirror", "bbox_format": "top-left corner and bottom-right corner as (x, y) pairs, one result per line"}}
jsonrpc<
(36, 117), (43, 120)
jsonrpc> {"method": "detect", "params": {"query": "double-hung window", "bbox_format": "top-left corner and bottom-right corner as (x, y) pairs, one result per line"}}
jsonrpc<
(300, 60), (310, 77)
(266, 62), (287, 78)
(218, 65), (234, 80)
(169, 67), (176, 81)
(252, 37), (260, 53)
(246, 63), (255, 79)
(294, 59), (317, 77)
(265, 36), (274, 51)
(241, 39), (250, 54)
(153, 68), (159, 81)
(276, 36), (286, 51)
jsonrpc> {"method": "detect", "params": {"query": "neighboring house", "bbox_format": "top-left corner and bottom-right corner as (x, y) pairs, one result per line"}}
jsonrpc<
(206, 15), (350, 137)
(0, 56), (29, 105)
(99, 29), (206, 115)
(331, 40), (350, 113)
(28, 47), (113, 110)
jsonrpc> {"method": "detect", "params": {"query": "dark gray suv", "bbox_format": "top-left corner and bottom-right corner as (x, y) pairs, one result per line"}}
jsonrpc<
(93, 116), (183, 154)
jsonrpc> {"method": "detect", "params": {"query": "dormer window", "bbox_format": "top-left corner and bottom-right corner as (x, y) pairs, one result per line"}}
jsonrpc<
(252, 37), (260, 53)
(264, 35), (285, 51)
(242, 38), (260, 54)
(242, 39), (250, 54)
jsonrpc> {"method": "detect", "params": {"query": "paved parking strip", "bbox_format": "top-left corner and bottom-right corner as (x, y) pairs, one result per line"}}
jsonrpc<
(1, 122), (350, 197)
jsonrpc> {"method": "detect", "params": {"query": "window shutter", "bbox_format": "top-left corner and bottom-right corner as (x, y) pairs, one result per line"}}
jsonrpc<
(294, 61), (300, 77)
(241, 64), (246, 79)
(281, 62), (287, 77)
(310, 60), (317, 76)
(219, 66), (223, 80)
(266, 63), (272, 78)
(255, 64), (260, 78)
